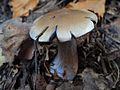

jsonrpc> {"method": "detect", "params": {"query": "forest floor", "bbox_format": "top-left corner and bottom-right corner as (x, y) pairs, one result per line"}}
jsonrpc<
(0, 0), (120, 90)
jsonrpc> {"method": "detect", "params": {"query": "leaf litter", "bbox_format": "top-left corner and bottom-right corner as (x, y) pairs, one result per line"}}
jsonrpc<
(0, 0), (120, 90)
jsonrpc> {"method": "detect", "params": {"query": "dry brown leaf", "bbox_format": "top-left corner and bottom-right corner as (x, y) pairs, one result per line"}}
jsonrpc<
(11, 0), (39, 18)
(66, 0), (105, 17)
(0, 18), (30, 63)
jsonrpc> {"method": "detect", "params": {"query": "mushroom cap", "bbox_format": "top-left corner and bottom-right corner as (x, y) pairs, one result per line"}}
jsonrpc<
(30, 8), (98, 42)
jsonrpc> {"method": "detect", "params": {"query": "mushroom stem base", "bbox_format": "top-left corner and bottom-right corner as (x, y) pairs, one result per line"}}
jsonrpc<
(51, 38), (78, 80)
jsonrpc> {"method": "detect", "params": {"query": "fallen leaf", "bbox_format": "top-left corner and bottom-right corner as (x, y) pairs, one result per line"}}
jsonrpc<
(17, 85), (31, 90)
(66, 0), (105, 17)
(11, 0), (39, 17)
(80, 68), (111, 90)
(0, 48), (5, 66)
(0, 18), (30, 63)
(46, 84), (56, 90)
(17, 38), (35, 60)
(109, 18), (120, 41)
(56, 82), (82, 90)
(35, 75), (47, 90)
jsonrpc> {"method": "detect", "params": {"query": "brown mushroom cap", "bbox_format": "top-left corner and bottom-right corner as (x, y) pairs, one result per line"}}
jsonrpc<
(30, 8), (97, 42)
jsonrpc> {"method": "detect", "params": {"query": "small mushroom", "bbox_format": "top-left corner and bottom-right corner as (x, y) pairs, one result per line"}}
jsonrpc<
(29, 8), (97, 80)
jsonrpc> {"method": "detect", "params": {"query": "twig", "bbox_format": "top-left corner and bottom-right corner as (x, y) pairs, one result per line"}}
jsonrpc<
(100, 53), (108, 75)
(33, 26), (49, 90)
(112, 60), (120, 88)
(44, 62), (50, 74)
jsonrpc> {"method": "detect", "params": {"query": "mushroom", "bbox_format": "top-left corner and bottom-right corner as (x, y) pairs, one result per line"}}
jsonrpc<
(29, 8), (98, 80)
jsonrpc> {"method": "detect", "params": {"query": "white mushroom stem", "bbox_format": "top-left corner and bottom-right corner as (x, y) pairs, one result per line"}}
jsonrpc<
(51, 38), (78, 80)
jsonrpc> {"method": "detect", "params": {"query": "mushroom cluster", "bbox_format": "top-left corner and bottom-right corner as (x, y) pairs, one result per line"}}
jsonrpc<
(30, 8), (98, 80)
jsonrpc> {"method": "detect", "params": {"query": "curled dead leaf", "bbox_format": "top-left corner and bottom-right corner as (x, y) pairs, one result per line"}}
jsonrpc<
(0, 18), (30, 63)
(11, 0), (39, 18)
(66, 0), (105, 17)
